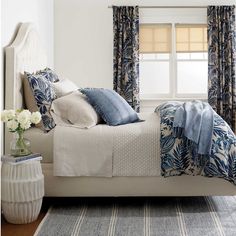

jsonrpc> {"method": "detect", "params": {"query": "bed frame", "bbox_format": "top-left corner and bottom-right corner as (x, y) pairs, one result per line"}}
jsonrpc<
(4, 22), (236, 196)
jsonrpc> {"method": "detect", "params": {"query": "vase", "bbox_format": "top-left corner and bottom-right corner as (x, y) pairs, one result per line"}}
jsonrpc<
(10, 132), (31, 157)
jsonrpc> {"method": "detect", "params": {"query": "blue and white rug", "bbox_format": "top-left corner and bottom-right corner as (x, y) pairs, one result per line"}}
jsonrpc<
(34, 197), (236, 236)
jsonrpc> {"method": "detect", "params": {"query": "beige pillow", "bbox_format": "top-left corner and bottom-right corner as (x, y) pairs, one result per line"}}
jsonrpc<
(50, 91), (101, 128)
(22, 74), (44, 129)
(53, 79), (79, 98)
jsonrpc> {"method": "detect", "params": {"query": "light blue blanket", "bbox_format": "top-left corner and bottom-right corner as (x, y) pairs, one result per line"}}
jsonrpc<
(172, 101), (214, 155)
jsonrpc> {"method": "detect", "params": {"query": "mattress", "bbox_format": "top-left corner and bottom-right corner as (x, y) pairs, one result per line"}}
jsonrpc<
(25, 112), (161, 177)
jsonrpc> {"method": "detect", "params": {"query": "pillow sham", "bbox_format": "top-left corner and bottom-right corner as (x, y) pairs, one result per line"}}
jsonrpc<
(23, 74), (44, 129)
(80, 88), (140, 126)
(24, 69), (57, 131)
(53, 79), (79, 98)
(36, 67), (59, 82)
(50, 91), (101, 128)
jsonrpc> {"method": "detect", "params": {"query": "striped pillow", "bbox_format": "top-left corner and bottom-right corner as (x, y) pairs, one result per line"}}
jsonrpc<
(80, 88), (140, 126)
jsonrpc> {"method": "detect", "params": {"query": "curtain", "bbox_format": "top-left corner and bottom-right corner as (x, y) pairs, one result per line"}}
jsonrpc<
(113, 6), (140, 112)
(208, 6), (236, 132)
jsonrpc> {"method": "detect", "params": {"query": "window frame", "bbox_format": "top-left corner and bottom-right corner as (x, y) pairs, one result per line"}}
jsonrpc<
(139, 23), (208, 100)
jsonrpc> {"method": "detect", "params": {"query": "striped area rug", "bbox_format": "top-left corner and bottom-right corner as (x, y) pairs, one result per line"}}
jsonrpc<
(34, 197), (236, 236)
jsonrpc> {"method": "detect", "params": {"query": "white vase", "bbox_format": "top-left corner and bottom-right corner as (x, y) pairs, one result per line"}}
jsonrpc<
(1, 159), (44, 224)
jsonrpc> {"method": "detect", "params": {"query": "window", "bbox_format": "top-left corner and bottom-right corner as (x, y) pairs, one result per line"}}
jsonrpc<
(140, 24), (208, 99)
(140, 24), (171, 97)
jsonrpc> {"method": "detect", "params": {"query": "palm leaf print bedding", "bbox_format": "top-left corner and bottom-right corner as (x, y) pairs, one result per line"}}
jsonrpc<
(157, 102), (236, 185)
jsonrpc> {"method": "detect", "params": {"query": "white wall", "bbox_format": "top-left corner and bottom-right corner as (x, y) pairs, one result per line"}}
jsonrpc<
(1, 0), (54, 66)
(54, 0), (235, 112)
(1, 0), (54, 153)
(54, 0), (113, 89)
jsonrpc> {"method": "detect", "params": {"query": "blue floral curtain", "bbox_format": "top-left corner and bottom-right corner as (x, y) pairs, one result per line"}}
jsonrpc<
(208, 6), (236, 132)
(113, 6), (140, 112)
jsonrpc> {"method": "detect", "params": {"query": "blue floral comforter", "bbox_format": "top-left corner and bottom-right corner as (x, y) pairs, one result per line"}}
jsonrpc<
(156, 102), (236, 185)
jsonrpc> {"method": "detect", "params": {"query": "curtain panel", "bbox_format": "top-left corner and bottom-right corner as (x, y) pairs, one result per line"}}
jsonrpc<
(113, 6), (140, 112)
(208, 6), (236, 132)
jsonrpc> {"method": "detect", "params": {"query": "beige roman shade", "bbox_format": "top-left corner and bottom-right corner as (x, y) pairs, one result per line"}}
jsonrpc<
(176, 24), (207, 53)
(140, 24), (172, 53)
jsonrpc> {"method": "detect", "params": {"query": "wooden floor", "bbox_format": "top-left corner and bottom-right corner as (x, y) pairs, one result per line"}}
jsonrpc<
(1, 197), (51, 236)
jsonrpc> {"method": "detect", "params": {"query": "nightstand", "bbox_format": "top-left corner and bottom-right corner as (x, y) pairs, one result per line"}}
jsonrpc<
(1, 155), (44, 224)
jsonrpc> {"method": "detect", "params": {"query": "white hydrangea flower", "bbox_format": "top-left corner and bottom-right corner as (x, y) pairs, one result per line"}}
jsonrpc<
(1, 110), (8, 122)
(7, 110), (16, 120)
(20, 120), (31, 130)
(31, 111), (41, 124)
(1, 110), (16, 122)
(6, 119), (18, 131)
(17, 110), (31, 125)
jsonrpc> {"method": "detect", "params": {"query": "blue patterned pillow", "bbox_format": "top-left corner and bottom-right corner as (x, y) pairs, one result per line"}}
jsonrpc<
(36, 68), (59, 83)
(24, 71), (57, 131)
(80, 88), (140, 126)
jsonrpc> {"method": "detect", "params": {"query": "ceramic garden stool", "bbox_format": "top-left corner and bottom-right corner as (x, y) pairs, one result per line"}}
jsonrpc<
(1, 157), (44, 224)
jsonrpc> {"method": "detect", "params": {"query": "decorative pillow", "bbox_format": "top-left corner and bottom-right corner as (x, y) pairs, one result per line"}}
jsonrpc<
(53, 79), (79, 98)
(36, 67), (59, 82)
(23, 74), (44, 129)
(24, 70), (57, 131)
(80, 88), (140, 126)
(50, 91), (101, 128)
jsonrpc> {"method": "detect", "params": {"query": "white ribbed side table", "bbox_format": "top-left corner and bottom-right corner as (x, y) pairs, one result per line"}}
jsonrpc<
(1, 157), (44, 224)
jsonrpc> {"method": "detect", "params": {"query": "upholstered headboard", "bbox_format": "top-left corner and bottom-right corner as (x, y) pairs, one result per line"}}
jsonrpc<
(5, 22), (48, 151)
(5, 22), (47, 110)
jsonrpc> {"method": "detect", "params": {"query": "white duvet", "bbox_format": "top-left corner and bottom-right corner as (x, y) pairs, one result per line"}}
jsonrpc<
(53, 113), (161, 177)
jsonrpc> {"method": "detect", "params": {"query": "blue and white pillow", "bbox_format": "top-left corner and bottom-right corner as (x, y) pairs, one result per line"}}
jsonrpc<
(80, 88), (141, 126)
(36, 68), (59, 83)
(24, 69), (57, 131)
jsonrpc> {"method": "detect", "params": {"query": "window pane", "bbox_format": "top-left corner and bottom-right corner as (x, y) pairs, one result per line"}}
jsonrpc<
(190, 52), (206, 60)
(141, 54), (156, 60)
(203, 52), (208, 60)
(141, 53), (169, 60)
(177, 53), (208, 60)
(140, 61), (169, 95)
(156, 53), (170, 60)
(177, 53), (190, 60)
(177, 61), (207, 94)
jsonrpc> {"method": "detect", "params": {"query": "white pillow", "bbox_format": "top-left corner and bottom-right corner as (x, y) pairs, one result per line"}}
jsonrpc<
(50, 91), (101, 128)
(53, 79), (79, 97)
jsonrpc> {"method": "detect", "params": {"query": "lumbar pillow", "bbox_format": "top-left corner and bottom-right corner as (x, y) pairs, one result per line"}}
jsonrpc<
(80, 88), (140, 126)
(52, 79), (79, 98)
(24, 68), (58, 131)
(50, 91), (101, 128)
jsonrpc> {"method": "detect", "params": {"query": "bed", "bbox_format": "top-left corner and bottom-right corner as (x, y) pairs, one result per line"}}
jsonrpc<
(4, 22), (236, 196)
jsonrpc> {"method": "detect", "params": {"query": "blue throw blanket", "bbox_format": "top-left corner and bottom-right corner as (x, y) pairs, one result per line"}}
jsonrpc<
(155, 102), (236, 185)
(173, 101), (214, 157)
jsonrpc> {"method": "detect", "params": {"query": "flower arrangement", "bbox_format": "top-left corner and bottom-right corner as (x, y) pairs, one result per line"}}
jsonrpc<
(1, 109), (41, 156)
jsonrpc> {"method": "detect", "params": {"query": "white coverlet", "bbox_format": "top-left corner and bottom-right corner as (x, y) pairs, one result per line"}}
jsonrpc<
(53, 113), (161, 177)
(113, 113), (160, 176)
(53, 124), (113, 177)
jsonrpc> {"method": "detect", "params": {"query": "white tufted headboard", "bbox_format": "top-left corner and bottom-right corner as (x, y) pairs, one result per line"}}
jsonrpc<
(5, 22), (48, 151)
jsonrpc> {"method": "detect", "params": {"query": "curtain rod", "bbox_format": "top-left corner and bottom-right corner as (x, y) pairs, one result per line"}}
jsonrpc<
(108, 6), (207, 9)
